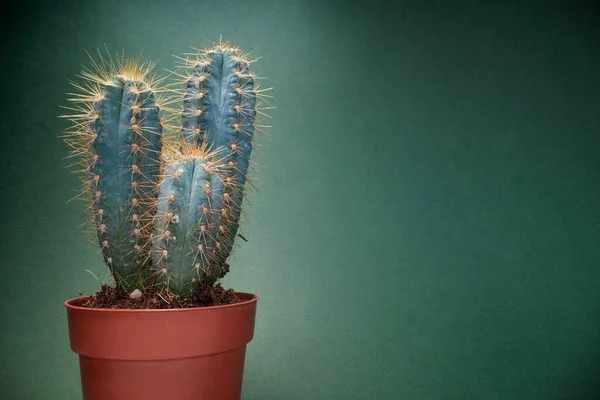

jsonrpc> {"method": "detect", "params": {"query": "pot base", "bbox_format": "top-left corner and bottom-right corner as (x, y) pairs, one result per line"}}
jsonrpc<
(79, 347), (246, 400)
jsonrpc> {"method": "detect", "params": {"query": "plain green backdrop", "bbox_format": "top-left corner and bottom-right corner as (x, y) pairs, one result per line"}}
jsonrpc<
(0, 1), (599, 399)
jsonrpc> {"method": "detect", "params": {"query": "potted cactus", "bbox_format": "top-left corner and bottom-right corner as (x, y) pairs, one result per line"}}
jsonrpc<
(61, 41), (270, 400)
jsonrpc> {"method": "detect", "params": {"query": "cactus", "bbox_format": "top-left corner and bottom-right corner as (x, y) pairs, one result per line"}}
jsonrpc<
(62, 41), (271, 303)
(62, 54), (165, 293)
(176, 41), (267, 283)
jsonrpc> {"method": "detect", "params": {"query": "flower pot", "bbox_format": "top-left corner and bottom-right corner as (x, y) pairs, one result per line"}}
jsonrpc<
(65, 292), (258, 400)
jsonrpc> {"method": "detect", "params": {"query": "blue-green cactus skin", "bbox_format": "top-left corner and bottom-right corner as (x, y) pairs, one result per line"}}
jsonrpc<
(90, 77), (163, 292)
(181, 48), (257, 276)
(151, 156), (223, 296)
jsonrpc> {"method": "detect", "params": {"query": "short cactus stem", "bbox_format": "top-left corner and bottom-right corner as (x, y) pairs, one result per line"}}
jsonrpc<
(151, 145), (225, 296)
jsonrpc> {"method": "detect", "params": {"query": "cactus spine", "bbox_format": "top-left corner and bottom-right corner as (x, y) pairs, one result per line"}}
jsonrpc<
(62, 55), (165, 293)
(178, 42), (261, 283)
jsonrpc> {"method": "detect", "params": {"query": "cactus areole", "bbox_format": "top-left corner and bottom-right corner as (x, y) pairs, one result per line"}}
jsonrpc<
(62, 41), (270, 400)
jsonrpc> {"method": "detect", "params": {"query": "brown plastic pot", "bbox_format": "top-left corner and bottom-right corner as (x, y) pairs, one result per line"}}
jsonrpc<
(65, 292), (258, 400)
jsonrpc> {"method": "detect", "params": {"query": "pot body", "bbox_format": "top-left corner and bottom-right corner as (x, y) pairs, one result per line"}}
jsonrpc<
(65, 292), (258, 400)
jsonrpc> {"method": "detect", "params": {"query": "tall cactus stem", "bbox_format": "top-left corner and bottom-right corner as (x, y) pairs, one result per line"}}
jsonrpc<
(61, 52), (166, 293)
(175, 40), (272, 284)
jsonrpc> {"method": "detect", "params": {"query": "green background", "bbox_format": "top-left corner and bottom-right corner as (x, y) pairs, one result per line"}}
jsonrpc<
(1, 1), (599, 399)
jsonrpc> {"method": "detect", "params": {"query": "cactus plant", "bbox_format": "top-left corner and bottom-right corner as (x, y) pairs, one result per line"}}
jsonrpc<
(62, 41), (271, 303)
(61, 54), (166, 293)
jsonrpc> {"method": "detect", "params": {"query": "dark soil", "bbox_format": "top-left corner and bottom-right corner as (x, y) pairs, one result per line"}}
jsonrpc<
(80, 284), (240, 309)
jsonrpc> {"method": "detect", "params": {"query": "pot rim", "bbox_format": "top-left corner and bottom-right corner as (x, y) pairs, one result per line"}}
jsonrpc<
(64, 291), (259, 313)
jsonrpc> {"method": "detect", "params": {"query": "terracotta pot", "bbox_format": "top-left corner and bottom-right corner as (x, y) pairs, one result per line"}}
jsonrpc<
(65, 292), (258, 400)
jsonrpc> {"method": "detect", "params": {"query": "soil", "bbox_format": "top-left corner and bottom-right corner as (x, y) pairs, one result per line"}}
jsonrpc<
(80, 284), (240, 309)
